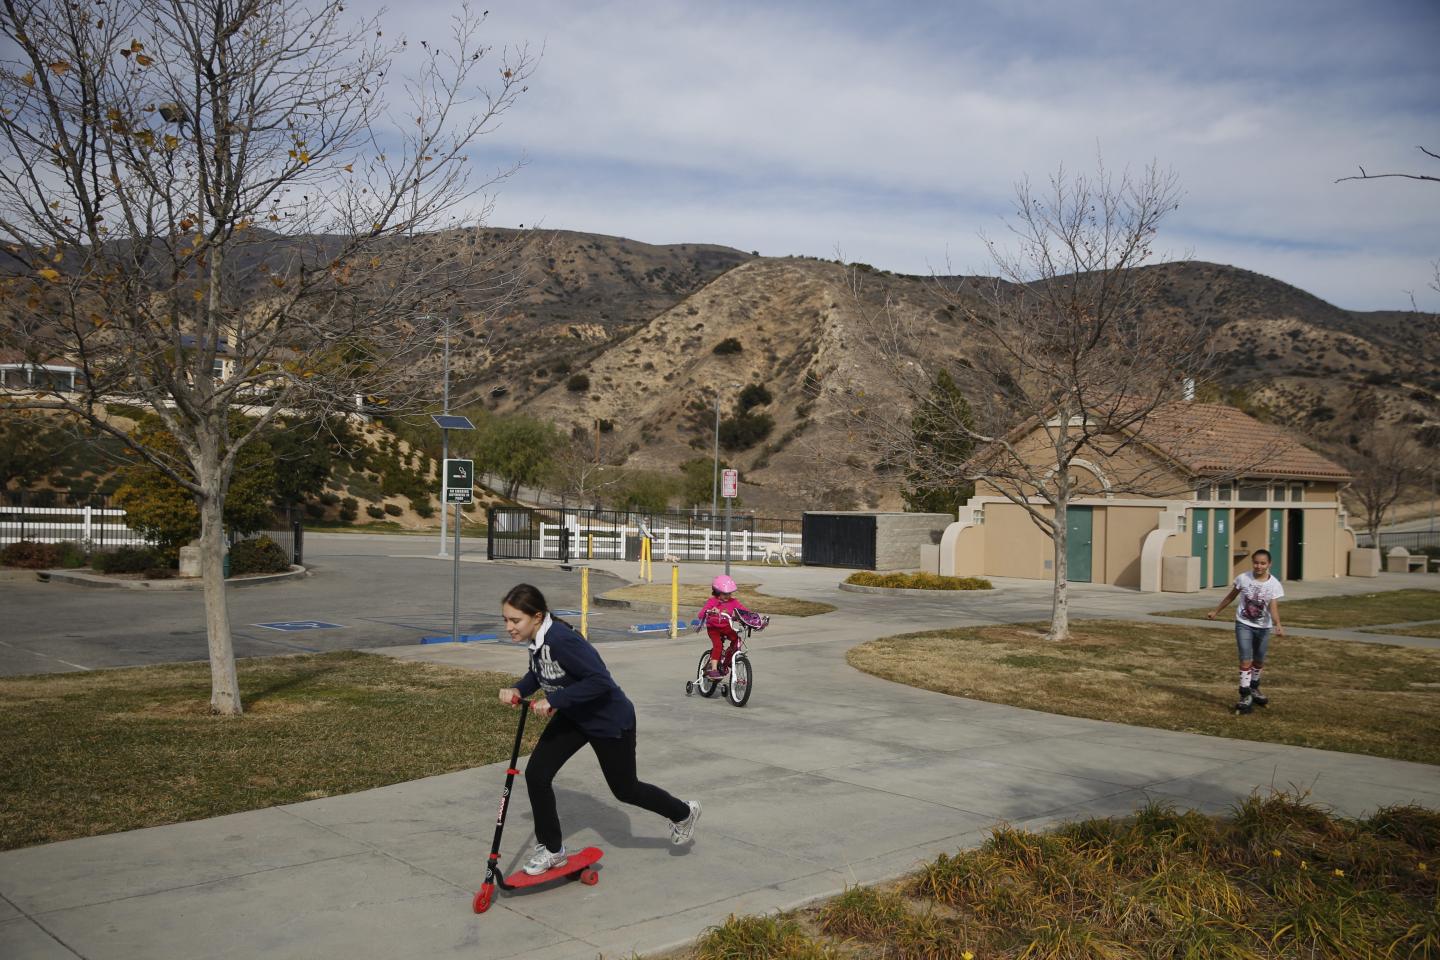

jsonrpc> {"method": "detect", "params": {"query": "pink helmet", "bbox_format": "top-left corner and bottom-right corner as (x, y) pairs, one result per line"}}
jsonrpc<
(711, 574), (737, 594)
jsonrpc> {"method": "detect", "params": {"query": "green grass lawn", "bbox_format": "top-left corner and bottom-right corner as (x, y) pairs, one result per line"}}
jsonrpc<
(0, 652), (535, 851)
(846, 619), (1440, 764)
(1154, 587), (1440, 629)
(683, 794), (1440, 960)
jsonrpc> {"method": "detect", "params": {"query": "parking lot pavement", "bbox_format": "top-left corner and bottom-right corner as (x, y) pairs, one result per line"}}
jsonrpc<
(0, 534), (635, 676)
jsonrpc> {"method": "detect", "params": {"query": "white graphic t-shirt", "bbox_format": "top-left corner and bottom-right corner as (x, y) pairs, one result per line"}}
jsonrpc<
(1232, 572), (1284, 629)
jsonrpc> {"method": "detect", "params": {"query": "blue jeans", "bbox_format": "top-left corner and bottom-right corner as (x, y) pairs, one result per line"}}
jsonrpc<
(1235, 622), (1271, 665)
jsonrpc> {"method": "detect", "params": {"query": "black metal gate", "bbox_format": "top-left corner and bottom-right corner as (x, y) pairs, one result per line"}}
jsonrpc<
(801, 513), (876, 569)
(487, 507), (536, 560)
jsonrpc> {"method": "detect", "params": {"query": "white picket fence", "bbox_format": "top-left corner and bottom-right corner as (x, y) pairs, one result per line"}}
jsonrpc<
(537, 522), (801, 562)
(0, 505), (150, 548)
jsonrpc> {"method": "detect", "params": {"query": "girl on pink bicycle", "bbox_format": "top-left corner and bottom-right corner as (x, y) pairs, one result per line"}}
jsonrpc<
(695, 575), (767, 679)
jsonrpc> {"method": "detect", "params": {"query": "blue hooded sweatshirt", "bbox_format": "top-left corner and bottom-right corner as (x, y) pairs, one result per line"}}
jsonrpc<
(514, 615), (636, 739)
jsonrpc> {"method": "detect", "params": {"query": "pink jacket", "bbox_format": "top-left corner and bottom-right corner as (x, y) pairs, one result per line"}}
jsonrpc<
(697, 596), (750, 629)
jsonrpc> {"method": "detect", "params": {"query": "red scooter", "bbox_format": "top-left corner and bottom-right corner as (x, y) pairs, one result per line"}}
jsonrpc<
(472, 699), (603, 914)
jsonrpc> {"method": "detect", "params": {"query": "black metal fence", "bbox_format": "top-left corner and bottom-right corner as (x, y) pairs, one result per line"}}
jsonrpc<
(227, 514), (304, 566)
(485, 506), (802, 563)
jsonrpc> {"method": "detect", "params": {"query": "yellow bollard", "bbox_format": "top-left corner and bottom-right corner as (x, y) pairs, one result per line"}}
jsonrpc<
(644, 537), (653, 582)
(580, 566), (590, 639)
(587, 533), (593, 560)
(669, 563), (679, 639)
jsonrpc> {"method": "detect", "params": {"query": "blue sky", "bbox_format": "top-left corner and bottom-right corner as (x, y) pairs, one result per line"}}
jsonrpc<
(359, 0), (1440, 310)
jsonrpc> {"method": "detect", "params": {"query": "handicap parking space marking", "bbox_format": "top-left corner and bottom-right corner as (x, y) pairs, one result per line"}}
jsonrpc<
(252, 621), (346, 632)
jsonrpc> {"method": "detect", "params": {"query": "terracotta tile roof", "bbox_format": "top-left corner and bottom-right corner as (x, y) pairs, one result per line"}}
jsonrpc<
(1133, 403), (1351, 482)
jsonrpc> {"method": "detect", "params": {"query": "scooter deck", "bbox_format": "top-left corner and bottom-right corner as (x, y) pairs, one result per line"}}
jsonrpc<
(503, 845), (603, 888)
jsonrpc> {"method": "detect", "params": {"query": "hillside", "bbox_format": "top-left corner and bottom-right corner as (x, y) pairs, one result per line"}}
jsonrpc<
(470, 253), (1436, 514)
(7, 224), (1436, 519)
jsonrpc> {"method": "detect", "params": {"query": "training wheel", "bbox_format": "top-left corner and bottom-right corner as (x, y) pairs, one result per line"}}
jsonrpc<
(473, 887), (493, 914)
(685, 682), (693, 696)
(579, 868), (599, 885)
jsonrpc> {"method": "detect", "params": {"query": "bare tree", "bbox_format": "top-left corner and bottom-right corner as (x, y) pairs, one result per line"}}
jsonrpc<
(1335, 145), (1440, 184)
(0, 0), (534, 713)
(1344, 428), (1423, 537)
(849, 162), (1220, 640)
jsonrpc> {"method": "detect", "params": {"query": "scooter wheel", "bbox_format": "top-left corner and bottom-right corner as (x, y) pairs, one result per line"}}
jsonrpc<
(473, 886), (493, 914)
(579, 868), (599, 886)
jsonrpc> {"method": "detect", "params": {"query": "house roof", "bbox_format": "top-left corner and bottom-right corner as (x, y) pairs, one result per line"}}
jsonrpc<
(1132, 403), (1352, 482)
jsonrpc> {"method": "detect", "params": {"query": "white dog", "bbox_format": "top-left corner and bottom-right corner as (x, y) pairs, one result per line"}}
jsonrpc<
(760, 543), (796, 566)
(662, 551), (681, 565)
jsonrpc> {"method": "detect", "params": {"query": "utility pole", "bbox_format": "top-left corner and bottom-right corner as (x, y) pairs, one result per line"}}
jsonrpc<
(711, 392), (721, 520)
(438, 320), (451, 558)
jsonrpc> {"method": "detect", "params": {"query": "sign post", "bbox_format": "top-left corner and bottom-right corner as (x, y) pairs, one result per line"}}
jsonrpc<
(431, 414), (476, 557)
(721, 468), (738, 576)
(444, 458), (474, 644)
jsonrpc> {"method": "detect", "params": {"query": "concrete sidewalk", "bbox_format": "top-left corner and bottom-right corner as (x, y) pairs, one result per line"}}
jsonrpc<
(3, 568), (1438, 959)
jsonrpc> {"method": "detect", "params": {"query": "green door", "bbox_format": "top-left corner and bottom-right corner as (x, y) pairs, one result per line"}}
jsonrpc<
(1269, 509), (1285, 579)
(1191, 509), (1210, 589)
(1066, 506), (1093, 583)
(1212, 509), (1231, 589)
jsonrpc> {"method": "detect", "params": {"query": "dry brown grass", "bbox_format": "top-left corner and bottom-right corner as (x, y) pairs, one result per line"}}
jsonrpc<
(1364, 621), (1440, 639)
(672, 795), (1440, 960)
(0, 651), (538, 850)
(1155, 588), (1440, 629)
(846, 620), (1440, 764)
(604, 581), (835, 617)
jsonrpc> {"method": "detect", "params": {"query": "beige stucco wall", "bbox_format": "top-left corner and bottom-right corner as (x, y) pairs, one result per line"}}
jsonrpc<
(1101, 506), (1164, 588)
(1304, 508), (1339, 579)
(982, 502), (1052, 579)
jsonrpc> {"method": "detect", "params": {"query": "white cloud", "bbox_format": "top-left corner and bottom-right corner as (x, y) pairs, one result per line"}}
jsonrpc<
(348, 0), (1440, 309)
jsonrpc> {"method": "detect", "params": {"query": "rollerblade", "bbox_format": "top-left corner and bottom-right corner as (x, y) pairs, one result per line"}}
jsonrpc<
(1233, 686), (1254, 715)
(1250, 682), (1269, 708)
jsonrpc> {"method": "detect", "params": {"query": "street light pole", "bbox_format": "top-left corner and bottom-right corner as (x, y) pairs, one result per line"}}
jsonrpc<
(711, 392), (721, 520)
(438, 320), (450, 558)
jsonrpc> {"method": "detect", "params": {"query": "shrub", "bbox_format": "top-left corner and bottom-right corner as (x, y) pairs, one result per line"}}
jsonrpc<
(737, 383), (772, 412)
(366, 504), (385, 519)
(1, 540), (60, 569)
(93, 546), (166, 575)
(384, 503), (403, 517)
(346, 473), (382, 502)
(719, 411), (774, 451)
(319, 492), (341, 507)
(410, 497), (434, 519)
(712, 337), (743, 355)
(304, 502), (325, 519)
(339, 497), (359, 523)
(55, 541), (87, 568)
(228, 536), (290, 576)
(845, 571), (993, 591)
(566, 373), (590, 393)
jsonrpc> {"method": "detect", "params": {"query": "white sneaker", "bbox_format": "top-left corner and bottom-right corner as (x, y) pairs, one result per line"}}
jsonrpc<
(522, 843), (567, 875)
(670, 800), (701, 845)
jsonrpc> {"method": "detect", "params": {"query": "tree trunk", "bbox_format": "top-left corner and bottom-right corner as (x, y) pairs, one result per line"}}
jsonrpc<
(1048, 492), (1070, 642)
(199, 477), (243, 716)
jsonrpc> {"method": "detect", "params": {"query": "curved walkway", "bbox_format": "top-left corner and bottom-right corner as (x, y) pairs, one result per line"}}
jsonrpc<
(2, 566), (1437, 959)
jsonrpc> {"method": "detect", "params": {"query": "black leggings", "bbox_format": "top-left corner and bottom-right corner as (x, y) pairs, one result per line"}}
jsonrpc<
(525, 711), (689, 852)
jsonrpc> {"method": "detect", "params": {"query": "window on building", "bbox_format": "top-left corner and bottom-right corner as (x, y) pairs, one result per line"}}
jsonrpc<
(1239, 483), (1268, 501)
(1195, 485), (1211, 501)
(1273, 484), (1287, 502)
(1217, 482), (1233, 501)
(1176, 515), (1187, 533)
(1290, 483), (1304, 502)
